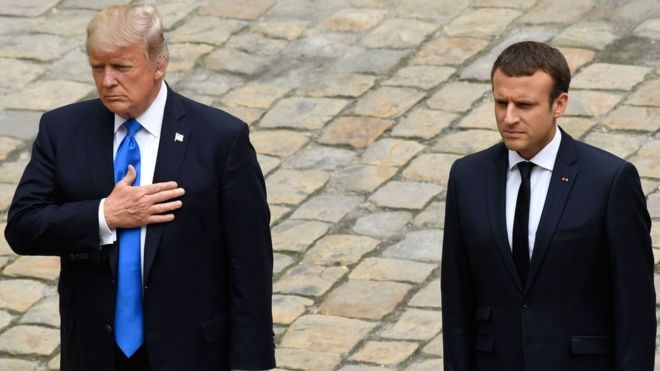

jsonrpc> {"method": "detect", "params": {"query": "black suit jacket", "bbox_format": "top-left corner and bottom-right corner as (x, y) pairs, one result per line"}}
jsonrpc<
(441, 129), (656, 371)
(5, 85), (275, 371)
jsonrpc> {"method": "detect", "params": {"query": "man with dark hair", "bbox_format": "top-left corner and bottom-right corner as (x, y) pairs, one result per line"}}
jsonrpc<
(5, 5), (275, 371)
(441, 41), (655, 370)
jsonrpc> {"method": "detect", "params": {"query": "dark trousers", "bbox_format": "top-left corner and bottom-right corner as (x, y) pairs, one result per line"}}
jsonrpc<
(115, 345), (150, 371)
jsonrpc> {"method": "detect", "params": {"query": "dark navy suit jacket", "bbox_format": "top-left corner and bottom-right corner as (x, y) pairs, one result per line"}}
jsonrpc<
(441, 129), (655, 371)
(5, 85), (275, 371)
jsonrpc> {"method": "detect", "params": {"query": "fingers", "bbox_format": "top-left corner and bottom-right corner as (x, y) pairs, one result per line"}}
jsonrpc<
(148, 200), (183, 215)
(147, 214), (176, 224)
(142, 181), (179, 194)
(120, 165), (137, 185)
(148, 187), (186, 204)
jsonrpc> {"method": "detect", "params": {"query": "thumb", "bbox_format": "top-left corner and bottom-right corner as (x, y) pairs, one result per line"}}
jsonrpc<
(121, 165), (137, 185)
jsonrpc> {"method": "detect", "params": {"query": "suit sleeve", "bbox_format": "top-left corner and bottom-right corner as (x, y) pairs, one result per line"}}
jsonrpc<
(221, 123), (275, 370)
(5, 114), (101, 256)
(441, 160), (475, 371)
(606, 161), (656, 370)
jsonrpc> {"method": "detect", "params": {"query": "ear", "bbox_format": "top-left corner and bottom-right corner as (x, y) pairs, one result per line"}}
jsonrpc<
(154, 59), (168, 80)
(552, 92), (568, 120)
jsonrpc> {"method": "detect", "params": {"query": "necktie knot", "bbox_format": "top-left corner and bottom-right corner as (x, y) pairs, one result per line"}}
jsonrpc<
(124, 119), (142, 137)
(518, 161), (535, 182)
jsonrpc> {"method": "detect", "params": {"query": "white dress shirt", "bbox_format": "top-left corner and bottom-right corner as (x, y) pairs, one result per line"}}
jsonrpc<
(97, 80), (167, 277)
(506, 126), (561, 259)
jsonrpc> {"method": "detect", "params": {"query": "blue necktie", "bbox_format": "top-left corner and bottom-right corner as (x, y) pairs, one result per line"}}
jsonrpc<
(114, 119), (144, 357)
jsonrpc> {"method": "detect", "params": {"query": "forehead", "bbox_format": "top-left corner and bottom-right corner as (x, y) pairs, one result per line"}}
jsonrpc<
(88, 44), (147, 63)
(492, 69), (554, 97)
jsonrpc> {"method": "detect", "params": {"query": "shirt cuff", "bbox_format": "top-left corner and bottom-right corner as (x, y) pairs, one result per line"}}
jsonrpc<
(98, 198), (116, 246)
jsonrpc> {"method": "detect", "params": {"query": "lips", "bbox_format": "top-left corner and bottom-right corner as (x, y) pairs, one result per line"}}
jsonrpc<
(503, 130), (525, 138)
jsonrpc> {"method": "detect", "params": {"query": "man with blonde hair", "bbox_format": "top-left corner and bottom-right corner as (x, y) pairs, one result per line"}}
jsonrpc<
(6, 4), (275, 371)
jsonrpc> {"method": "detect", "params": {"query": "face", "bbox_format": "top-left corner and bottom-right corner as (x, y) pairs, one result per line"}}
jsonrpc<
(492, 68), (568, 160)
(88, 44), (167, 119)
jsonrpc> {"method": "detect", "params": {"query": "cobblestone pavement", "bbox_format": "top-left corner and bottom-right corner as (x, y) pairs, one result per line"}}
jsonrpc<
(1, 0), (660, 370)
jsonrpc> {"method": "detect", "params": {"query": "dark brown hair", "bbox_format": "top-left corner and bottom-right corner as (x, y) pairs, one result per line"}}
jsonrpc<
(491, 41), (571, 106)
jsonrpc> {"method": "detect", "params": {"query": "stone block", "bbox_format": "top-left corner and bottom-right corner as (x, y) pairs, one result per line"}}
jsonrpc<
(584, 131), (647, 158)
(318, 8), (387, 32)
(334, 47), (409, 74)
(456, 99), (495, 129)
(433, 130), (501, 155)
(384, 230), (443, 262)
(275, 348), (341, 371)
(384, 66), (455, 90)
(280, 314), (376, 352)
(521, 0), (595, 24)
(572, 63), (651, 91)
(319, 116), (394, 148)
(221, 84), (290, 109)
(273, 294), (313, 324)
(204, 48), (271, 76)
(412, 37), (489, 66)
(299, 73), (376, 98)
(392, 109), (456, 140)
(362, 19), (438, 49)
(350, 257), (436, 283)
(198, 0), (276, 20)
(266, 169), (328, 205)
(320, 280), (411, 320)
(274, 264), (348, 296)
(257, 154), (280, 176)
(426, 81), (490, 113)
(409, 279), (441, 308)
(291, 195), (362, 223)
(0, 137), (23, 161)
(381, 308), (442, 340)
(4, 80), (94, 112)
(350, 340), (418, 365)
(394, 0), (469, 20)
(627, 80), (660, 107)
(553, 22), (617, 50)
(403, 154), (462, 183)
(0, 279), (48, 312)
(252, 22), (306, 40)
(563, 90), (623, 117)
(260, 97), (348, 130)
(559, 117), (597, 140)
(272, 220), (330, 252)
(303, 235), (381, 266)
(602, 106), (660, 132)
(273, 252), (294, 274)
(3, 256), (60, 281)
(413, 201), (445, 229)
(557, 47), (596, 74)
(0, 325), (59, 355)
(19, 296), (59, 327)
(444, 8), (521, 38)
(166, 43), (214, 73)
(329, 165), (398, 193)
(251, 130), (309, 157)
(0, 183), (17, 212)
(0, 0), (58, 17)
(353, 211), (412, 238)
(404, 358), (443, 370)
(369, 181), (442, 210)
(353, 87), (425, 118)
(422, 334), (443, 356)
(283, 146), (356, 170)
(225, 33), (289, 56)
(361, 139), (425, 166)
(170, 17), (246, 45)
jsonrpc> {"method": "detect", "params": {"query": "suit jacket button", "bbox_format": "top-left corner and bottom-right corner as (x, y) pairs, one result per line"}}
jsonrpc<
(69, 254), (76, 260)
(105, 324), (112, 333)
(522, 301), (530, 309)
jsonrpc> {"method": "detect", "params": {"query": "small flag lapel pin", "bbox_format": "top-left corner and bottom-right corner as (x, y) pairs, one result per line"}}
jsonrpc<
(175, 133), (184, 142)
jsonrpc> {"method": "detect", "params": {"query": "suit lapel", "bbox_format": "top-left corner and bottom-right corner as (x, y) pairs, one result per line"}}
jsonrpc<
(487, 144), (524, 293)
(84, 104), (119, 277)
(525, 129), (578, 294)
(143, 88), (191, 282)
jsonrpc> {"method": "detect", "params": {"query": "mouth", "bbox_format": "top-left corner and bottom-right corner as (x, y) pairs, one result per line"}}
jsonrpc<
(502, 130), (525, 138)
(103, 95), (125, 102)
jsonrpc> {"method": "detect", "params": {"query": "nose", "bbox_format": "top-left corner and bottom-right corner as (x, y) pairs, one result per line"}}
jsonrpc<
(503, 102), (518, 125)
(102, 67), (118, 88)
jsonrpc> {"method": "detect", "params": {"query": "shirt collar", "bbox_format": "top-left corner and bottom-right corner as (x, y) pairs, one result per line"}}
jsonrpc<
(508, 125), (561, 171)
(113, 80), (167, 138)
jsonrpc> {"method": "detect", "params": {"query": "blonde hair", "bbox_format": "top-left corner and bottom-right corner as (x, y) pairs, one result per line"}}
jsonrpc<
(86, 4), (168, 66)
